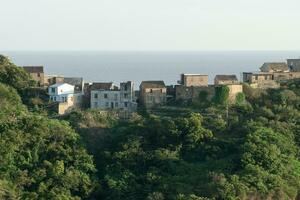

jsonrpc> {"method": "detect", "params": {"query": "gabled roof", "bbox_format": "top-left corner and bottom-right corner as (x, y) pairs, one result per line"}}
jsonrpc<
(140, 81), (166, 88)
(23, 66), (44, 73)
(260, 62), (288, 72)
(215, 75), (238, 81)
(91, 82), (117, 90)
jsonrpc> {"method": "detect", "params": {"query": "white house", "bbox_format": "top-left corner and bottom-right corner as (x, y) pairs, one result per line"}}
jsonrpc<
(48, 83), (83, 115)
(48, 83), (75, 103)
(90, 81), (137, 111)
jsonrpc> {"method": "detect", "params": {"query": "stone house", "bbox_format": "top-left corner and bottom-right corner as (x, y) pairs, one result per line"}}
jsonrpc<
(139, 81), (167, 108)
(178, 74), (208, 87)
(48, 83), (82, 115)
(243, 72), (279, 89)
(227, 84), (243, 103)
(90, 82), (137, 111)
(287, 59), (300, 72)
(260, 62), (289, 73)
(214, 75), (239, 85)
(23, 66), (45, 87)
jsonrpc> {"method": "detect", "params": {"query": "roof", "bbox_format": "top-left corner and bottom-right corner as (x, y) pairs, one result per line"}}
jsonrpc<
(140, 81), (166, 88)
(63, 77), (83, 85)
(215, 75), (238, 81)
(91, 82), (115, 90)
(49, 83), (74, 88)
(261, 62), (288, 72)
(23, 66), (44, 73)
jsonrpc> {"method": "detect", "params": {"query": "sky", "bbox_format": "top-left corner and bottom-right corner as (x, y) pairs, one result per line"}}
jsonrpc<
(0, 0), (300, 51)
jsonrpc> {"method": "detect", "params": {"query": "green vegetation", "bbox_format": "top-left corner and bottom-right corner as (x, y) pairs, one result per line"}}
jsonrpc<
(1, 55), (300, 199)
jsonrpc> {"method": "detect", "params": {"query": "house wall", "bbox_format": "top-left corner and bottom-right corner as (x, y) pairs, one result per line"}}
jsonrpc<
(175, 85), (214, 102)
(30, 72), (45, 87)
(181, 75), (208, 87)
(227, 84), (243, 103)
(140, 88), (167, 108)
(214, 79), (239, 85)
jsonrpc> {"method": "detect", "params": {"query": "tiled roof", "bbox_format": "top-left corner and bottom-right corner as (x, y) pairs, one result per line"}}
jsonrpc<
(261, 63), (288, 71)
(23, 66), (44, 73)
(91, 82), (115, 90)
(140, 81), (166, 88)
(215, 75), (238, 81)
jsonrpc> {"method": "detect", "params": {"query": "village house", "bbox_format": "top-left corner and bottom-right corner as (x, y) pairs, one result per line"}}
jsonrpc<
(243, 72), (279, 89)
(214, 75), (239, 85)
(260, 62), (289, 73)
(48, 83), (82, 115)
(139, 81), (167, 108)
(90, 82), (137, 111)
(175, 74), (212, 102)
(214, 75), (242, 103)
(287, 59), (300, 72)
(44, 75), (84, 92)
(23, 66), (45, 87)
(178, 74), (208, 87)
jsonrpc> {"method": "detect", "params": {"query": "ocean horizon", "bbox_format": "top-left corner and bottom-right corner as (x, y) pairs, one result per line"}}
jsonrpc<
(2, 51), (300, 88)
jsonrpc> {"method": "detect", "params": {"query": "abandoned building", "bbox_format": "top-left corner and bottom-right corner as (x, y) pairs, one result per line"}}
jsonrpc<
(214, 75), (239, 85)
(23, 66), (45, 87)
(178, 74), (208, 87)
(139, 81), (167, 108)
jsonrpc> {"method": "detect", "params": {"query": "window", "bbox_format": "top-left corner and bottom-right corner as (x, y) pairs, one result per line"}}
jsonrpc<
(37, 73), (40, 77)
(53, 97), (56, 101)
(124, 93), (128, 98)
(94, 93), (98, 99)
(105, 102), (109, 107)
(124, 102), (128, 107)
(160, 89), (163, 93)
(115, 102), (118, 107)
(150, 89), (153, 93)
(104, 94), (108, 99)
(51, 88), (55, 93)
(114, 94), (118, 100)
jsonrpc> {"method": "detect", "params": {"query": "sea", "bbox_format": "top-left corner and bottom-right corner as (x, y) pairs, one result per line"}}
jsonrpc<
(2, 51), (300, 88)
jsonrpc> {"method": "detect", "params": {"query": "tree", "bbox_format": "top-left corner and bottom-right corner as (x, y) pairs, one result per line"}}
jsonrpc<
(214, 85), (229, 105)
(0, 55), (35, 93)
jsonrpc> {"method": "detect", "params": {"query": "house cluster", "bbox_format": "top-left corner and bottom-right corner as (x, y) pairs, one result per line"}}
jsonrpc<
(22, 57), (300, 115)
(243, 59), (300, 89)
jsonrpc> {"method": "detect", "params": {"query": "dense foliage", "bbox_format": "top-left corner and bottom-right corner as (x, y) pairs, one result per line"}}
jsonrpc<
(1, 55), (300, 199)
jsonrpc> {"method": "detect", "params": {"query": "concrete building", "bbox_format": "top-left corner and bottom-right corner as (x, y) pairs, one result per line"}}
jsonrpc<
(178, 74), (208, 87)
(90, 82), (137, 111)
(23, 66), (45, 87)
(139, 81), (167, 108)
(260, 62), (289, 73)
(214, 75), (239, 85)
(48, 83), (82, 114)
(287, 59), (300, 72)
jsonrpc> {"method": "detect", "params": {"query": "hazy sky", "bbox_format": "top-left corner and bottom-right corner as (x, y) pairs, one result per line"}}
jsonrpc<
(1, 0), (299, 51)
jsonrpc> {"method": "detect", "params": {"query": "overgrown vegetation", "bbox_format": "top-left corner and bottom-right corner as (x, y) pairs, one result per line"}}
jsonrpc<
(1, 55), (300, 199)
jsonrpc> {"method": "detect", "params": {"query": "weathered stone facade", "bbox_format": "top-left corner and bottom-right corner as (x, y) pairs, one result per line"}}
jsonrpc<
(140, 81), (167, 108)
(214, 75), (239, 85)
(23, 66), (45, 87)
(179, 74), (208, 87)
(175, 85), (215, 102)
